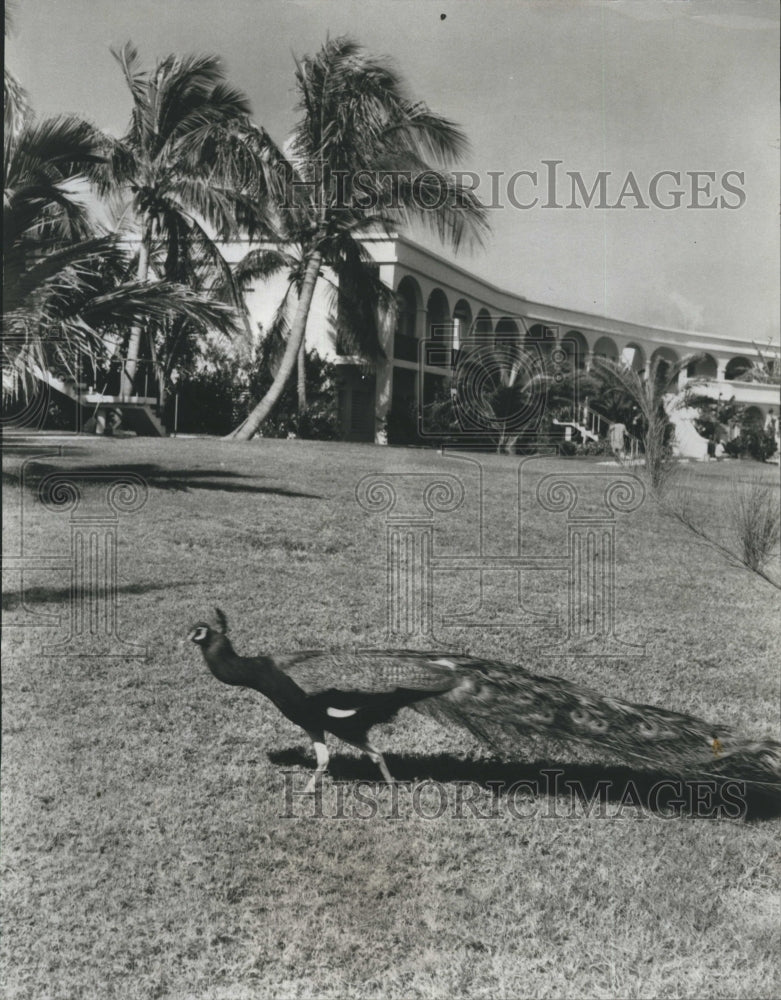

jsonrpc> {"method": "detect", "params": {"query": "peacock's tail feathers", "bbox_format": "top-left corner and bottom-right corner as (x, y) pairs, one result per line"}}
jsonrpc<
(413, 656), (780, 786)
(282, 648), (780, 786)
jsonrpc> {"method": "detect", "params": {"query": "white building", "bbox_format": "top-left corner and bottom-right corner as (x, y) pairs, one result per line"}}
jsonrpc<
(239, 233), (779, 449)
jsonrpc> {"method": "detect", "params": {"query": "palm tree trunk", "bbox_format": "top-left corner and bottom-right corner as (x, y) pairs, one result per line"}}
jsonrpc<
(122, 228), (151, 396)
(297, 337), (307, 414)
(229, 251), (321, 441)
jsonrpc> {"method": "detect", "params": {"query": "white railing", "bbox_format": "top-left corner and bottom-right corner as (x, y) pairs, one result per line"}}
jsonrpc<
(552, 402), (607, 442)
(553, 401), (642, 460)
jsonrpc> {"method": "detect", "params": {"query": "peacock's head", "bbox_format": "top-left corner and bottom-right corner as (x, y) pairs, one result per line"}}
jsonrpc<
(188, 607), (228, 646)
(187, 622), (212, 645)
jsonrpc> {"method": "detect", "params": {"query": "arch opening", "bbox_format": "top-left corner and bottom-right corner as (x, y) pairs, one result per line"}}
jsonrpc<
(650, 347), (680, 389)
(621, 343), (646, 373)
(393, 276), (422, 362)
(686, 354), (717, 379)
(725, 356), (752, 381)
(426, 289), (451, 341)
(453, 298), (473, 353)
(593, 336), (619, 362)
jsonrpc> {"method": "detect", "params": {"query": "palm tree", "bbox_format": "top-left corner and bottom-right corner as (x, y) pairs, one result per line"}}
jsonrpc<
(3, 111), (121, 383)
(228, 36), (488, 441)
(591, 354), (696, 492)
(3, 3), (27, 142)
(4, 114), (105, 307)
(103, 43), (278, 394)
(3, 107), (238, 402)
(232, 228), (396, 421)
(421, 335), (585, 454)
(462, 343), (553, 454)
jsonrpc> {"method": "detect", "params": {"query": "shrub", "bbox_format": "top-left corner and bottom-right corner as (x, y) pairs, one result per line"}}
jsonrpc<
(575, 438), (610, 456)
(724, 427), (777, 463)
(245, 345), (339, 441)
(164, 367), (243, 435)
(729, 475), (781, 572)
(165, 343), (340, 439)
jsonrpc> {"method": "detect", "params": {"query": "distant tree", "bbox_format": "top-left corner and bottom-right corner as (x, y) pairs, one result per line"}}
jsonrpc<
(741, 343), (780, 384)
(591, 355), (696, 492)
(683, 390), (741, 442)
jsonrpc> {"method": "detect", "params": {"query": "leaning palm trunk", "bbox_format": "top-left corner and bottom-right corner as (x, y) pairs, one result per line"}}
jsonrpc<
(226, 37), (488, 439)
(297, 338), (307, 415)
(229, 251), (322, 441)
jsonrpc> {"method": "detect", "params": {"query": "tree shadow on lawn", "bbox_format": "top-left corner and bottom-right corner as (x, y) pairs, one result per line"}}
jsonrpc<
(269, 747), (781, 821)
(2, 578), (200, 612)
(3, 462), (324, 498)
(2, 440), (91, 459)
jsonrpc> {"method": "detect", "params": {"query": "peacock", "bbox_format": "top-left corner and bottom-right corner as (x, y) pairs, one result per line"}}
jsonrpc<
(188, 609), (781, 794)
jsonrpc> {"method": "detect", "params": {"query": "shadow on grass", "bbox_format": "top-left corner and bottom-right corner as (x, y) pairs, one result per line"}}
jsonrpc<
(269, 747), (781, 821)
(2, 579), (200, 611)
(3, 462), (324, 499)
(2, 440), (90, 458)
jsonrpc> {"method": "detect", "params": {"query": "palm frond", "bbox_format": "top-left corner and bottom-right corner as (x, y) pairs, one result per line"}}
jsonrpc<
(287, 36), (488, 254)
(231, 248), (292, 286)
(386, 100), (471, 165)
(110, 42), (148, 107)
(5, 114), (107, 192)
(260, 285), (296, 375)
(320, 238), (393, 361)
(81, 279), (240, 336)
(4, 65), (29, 141)
(167, 175), (245, 239)
(5, 234), (122, 316)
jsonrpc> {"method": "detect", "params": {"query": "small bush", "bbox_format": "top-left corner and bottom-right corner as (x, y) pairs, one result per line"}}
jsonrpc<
(576, 439), (611, 456)
(729, 475), (781, 572)
(164, 368), (242, 435)
(165, 344), (340, 439)
(724, 427), (778, 463)
(246, 347), (339, 441)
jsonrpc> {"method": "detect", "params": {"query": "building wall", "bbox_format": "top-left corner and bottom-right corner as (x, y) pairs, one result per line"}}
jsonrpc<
(237, 235), (780, 445)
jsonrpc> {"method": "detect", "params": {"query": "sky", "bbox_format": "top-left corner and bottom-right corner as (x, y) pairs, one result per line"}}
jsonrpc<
(7, 0), (779, 343)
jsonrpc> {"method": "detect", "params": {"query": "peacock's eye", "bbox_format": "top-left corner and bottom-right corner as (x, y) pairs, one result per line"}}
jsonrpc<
(189, 626), (208, 643)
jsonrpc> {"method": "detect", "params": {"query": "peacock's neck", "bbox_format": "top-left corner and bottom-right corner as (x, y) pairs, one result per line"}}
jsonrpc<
(202, 635), (255, 686)
(200, 637), (309, 719)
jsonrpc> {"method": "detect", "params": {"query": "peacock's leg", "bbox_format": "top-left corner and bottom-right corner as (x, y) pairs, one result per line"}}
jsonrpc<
(304, 733), (329, 794)
(361, 741), (395, 784)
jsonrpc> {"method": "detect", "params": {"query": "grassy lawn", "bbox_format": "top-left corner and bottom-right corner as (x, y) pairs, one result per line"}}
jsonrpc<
(2, 435), (780, 1000)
